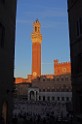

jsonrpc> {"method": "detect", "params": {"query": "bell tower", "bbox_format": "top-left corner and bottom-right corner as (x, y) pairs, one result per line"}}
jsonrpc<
(31, 19), (42, 78)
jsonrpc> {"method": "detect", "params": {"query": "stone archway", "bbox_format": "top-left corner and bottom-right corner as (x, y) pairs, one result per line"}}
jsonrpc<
(30, 91), (35, 101)
(28, 88), (39, 101)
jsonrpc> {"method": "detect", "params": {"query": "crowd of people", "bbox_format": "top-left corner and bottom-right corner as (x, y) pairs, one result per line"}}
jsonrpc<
(0, 99), (77, 124)
(12, 112), (71, 124)
(12, 100), (70, 123)
(13, 100), (67, 118)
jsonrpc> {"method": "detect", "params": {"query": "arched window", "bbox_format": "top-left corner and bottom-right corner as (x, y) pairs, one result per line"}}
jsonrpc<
(66, 97), (69, 101)
(35, 26), (37, 32)
(57, 97), (60, 101)
(38, 27), (40, 32)
(52, 96), (55, 101)
(47, 96), (50, 101)
(30, 91), (35, 101)
(43, 96), (45, 101)
(62, 97), (64, 101)
(43, 89), (45, 92)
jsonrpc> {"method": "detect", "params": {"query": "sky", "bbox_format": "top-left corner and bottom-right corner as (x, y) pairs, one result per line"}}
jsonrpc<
(14, 0), (70, 78)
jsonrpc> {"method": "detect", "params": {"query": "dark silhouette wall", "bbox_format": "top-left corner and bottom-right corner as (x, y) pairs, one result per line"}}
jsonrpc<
(0, 0), (17, 124)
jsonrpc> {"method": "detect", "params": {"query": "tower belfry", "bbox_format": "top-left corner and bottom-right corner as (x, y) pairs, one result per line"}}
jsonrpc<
(31, 19), (42, 77)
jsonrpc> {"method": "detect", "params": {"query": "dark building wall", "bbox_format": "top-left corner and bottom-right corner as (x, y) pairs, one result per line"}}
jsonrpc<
(67, 0), (82, 114)
(0, 0), (17, 123)
(32, 74), (71, 91)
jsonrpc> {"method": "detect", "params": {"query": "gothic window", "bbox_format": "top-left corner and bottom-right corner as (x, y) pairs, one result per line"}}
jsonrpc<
(62, 97), (64, 101)
(57, 97), (60, 101)
(35, 26), (37, 32)
(43, 89), (45, 92)
(66, 97), (69, 101)
(47, 96), (50, 101)
(39, 96), (41, 100)
(0, 23), (5, 48)
(38, 27), (40, 32)
(43, 96), (45, 101)
(52, 96), (55, 101)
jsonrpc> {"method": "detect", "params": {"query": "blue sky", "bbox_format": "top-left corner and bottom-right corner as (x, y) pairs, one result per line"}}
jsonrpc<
(14, 0), (70, 78)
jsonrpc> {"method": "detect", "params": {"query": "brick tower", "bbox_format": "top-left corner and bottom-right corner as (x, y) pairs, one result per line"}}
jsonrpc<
(31, 19), (42, 78)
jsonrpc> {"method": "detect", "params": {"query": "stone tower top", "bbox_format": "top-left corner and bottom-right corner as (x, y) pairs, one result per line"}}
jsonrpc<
(31, 19), (42, 43)
(33, 19), (40, 33)
(35, 19), (40, 24)
(31, 19), (42, 77)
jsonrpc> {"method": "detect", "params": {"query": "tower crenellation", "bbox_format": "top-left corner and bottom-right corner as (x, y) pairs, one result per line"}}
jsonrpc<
(54, 59), (71, 76)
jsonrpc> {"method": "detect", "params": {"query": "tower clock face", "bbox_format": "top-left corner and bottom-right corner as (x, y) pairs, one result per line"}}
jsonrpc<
(33, 72), (37, 77)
